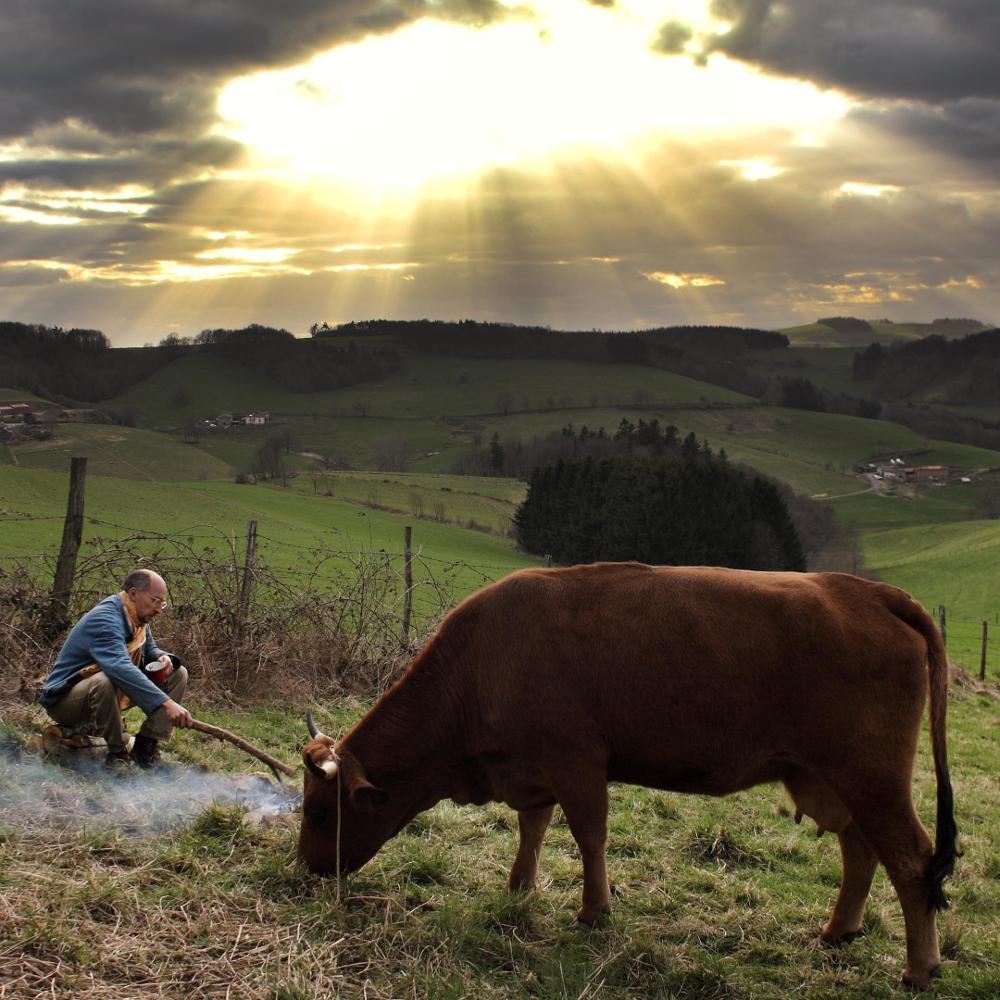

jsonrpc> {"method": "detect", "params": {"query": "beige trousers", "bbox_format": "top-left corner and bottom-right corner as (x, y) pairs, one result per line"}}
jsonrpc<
(47, 666), (189, 752)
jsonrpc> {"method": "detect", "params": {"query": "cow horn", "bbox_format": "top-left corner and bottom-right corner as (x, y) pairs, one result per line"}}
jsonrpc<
(306, 709), (322, 739)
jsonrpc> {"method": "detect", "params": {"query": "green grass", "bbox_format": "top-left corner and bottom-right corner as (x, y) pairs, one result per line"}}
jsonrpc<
(4, 424), (234, 481)
(0, 388), (49, 402)
(863, 519), (1000, 611)
(1, 692), (996, 999)
(778, 322), (929, 348)
(286, 470), (526, 534)
(0, 466), (538, 610)
(110, 350), (750, 431)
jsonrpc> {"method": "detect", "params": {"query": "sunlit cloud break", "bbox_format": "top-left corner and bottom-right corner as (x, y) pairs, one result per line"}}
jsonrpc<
(644, 272), (726, 289)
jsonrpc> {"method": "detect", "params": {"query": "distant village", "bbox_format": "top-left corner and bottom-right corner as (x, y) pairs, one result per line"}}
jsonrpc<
(0, 400), (271, 444)
(196, 412), (270, 430)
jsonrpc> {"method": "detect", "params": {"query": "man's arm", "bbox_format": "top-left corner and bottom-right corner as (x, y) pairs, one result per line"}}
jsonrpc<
(86, 604), (169, 715)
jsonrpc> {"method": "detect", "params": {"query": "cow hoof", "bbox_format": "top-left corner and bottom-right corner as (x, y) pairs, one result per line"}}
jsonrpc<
(507, 876), (536, 893)
(820, 927), (864, 948)
(575, 903), (612, 926)
(902, 965), (941, 992)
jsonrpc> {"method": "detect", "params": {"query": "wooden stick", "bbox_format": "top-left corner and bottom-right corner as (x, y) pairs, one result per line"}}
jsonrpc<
(188, 718), (297, 783)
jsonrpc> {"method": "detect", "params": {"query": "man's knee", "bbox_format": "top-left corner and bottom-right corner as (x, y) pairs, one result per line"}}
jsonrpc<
(167, 664), (188, 698)
(87, 671), (117, 705)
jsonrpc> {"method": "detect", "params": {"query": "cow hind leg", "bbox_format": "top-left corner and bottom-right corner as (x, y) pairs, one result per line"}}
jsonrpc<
(840, 788), (941, 989)
(783, 770), (876, 943)
(508, 804), (555, 893)
(821, 821), (878, 944)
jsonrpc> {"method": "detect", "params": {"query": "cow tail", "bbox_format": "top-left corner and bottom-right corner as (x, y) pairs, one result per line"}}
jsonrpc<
(915, 601), (961, 912)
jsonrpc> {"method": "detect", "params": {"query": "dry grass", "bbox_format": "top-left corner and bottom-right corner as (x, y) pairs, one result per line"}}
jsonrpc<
(0, 691), (997, 1000)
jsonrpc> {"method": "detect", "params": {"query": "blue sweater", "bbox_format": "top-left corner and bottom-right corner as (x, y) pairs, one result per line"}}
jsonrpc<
(40, 594), (171, 715)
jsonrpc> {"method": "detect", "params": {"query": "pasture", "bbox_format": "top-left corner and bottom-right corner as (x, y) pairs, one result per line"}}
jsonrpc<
(1, 690), (996, 1000)
(0, 424), (234, 481)
(4, 349), (1000, 997)
(0, 466), (538, 619)
(109, 350), (750, 430)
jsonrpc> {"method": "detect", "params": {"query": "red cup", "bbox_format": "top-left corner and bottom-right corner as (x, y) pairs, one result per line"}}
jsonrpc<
(145, 660), (170, 687)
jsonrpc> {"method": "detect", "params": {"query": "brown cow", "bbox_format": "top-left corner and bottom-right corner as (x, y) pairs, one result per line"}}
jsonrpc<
(299, 564), (958, 989)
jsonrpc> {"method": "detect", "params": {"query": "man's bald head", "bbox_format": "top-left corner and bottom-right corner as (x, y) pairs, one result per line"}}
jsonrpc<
(123, 568), (165, 592)
(123, 569), (168, 622)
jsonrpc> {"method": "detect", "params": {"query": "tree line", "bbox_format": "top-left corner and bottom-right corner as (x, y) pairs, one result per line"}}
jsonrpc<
(458, 419), (845, 568)
(852, 328), (1000, 405)
(0, 321), (400, 402)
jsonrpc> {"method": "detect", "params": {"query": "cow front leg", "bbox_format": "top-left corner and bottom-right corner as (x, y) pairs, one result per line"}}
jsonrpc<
(550, 777), (611, 924)
(821, 820), (878, 944)
(508, 804), (555, 892)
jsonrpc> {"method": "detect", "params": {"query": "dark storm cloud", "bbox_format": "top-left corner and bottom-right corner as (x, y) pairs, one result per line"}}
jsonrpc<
(0, 137), (242, 192)
(702, 0), (1000, 103)
(0, 265), (70, 288)
(850, 99), (1000, 172)
(0, 0), (509, 143)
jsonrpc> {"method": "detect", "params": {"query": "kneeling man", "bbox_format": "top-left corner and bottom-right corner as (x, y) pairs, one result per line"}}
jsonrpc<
(39, 568), (193, 770)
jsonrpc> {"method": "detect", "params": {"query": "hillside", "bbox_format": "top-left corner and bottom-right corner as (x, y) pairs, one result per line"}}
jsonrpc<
(0, 424), (234, 481)
(0, 466), (539, 615)
(5, 320), (1000, 670)
(779, 317), (991, 348)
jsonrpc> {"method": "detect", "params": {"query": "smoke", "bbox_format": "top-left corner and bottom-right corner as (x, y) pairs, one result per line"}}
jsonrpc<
(0, 739), (301, 836)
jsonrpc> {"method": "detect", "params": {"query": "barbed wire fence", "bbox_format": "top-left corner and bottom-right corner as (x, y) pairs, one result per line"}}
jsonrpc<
(0, 458), (537, 707)
(2, 459), (996, 703)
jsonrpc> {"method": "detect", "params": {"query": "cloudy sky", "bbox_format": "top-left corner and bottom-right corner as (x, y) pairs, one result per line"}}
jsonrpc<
(1, 0), (997, 345)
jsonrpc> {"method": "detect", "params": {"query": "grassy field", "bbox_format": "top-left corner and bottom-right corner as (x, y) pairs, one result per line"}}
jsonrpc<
(779, 322), (935, 348)
(1, 424), (234, 481)
(0, 388), (49, 403)
(0, 466), (538, 615)
(1, 690), (996, 1000)
(3, 344), (1000, 997)
(110, 351), (750, 430)
(286, 470), (525, 534)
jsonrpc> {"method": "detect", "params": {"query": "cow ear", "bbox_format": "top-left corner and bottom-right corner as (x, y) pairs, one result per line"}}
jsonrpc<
(303, 742), (339, 780)
(349, 777), (388, 807)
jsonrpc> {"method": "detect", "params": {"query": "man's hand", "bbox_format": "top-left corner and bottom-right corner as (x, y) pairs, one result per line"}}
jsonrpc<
(163, 699), (193, 728)
(157, 653), (173, 677)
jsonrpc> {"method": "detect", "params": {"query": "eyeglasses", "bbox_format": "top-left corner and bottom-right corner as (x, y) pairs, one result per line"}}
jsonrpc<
(132, 589), (167, 608)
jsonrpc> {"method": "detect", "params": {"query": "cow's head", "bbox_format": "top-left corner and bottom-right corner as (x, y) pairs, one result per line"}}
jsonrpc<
(297, 712), (416, 876)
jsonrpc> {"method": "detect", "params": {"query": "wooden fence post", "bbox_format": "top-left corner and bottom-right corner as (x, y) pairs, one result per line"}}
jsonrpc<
(47, 456), (87, 636)
(981, 620), (988, 682)
(544, 554), (552, 568)
(401, 525), (413, 649)
(938, 605), (947, 650)
(236, 519), (257, 642)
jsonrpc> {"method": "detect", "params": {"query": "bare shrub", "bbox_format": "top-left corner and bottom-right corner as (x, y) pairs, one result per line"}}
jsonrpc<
(0, 530), (458, 711)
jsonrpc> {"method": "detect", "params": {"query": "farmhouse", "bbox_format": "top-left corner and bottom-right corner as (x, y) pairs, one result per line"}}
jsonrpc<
(244, 412), (269, 425)
(874, 462), (949, 483)
(0, 402), (31, 421)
